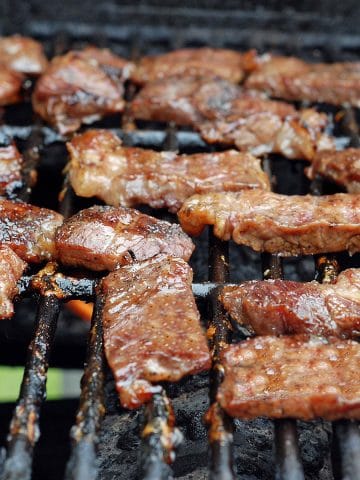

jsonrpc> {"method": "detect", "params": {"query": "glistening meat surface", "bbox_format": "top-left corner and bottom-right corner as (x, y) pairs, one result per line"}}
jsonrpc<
(102, 254), (211, 409)
(0, 246), (26, 319)
(220, 269), (360, 338)
(178, 190), (360, 256)
(67, 129), (270, 213)
(55, 205), (194, 271)
(0, 143), (24, 197)
(218, 335), (360, 420)
(0, 69), (23, 106)
(0, 35), (48, 75)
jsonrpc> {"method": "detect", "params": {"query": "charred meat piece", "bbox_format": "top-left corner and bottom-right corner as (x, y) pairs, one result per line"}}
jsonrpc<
(0, 68), (23, 106)
(246, 55), (360, 107)
(0, 199), (63, 263)
(0, 35), (48, 75)
(56, 205), (194, 271)
(218, 335), (360, 420)
(102, 254), (211, 409)
(131, 48), (257, 85)
(178, 190), (360, 256)
(306, 148), (360, 193)
(67, 129), (270, 213)
(0, 143), (24, 196)
(0, 246), (26, 319)
(220, 269), (360, 339)
(131, 76), (333, 159)
(32, 47), (134, 134)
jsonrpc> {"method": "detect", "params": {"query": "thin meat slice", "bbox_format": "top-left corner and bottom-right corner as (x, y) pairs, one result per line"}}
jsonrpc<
(0, 246), (26, 319)
(102, 254), (211, 409)
(130, 76), (333, 160)
(245, 55), (360, 107)
(178, 190), (360, 256)
(0, 68), (23, 106)
(131, 48), (257, 85)
(220, 268), (360, 339)
(32, 47), (134, 134)
(306, 148), (360, 193)
(0, 35), (48, 75)
(0, 143), (24, 196)
(55, 205), (194, 271)
(67, 129), (270, 213)
(0, 199), (63, 263)
(218, 335), (360, 420)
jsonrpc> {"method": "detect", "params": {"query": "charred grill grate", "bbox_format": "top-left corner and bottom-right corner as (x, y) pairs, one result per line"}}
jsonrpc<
(0, 28), (359, 480)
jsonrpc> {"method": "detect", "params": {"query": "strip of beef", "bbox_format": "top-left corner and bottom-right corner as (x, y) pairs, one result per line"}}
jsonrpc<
(0, 199), (63, 263)
(0, 68), (23, 106)
(0, 35), (48, 75)
(0, 143), (24, 196)
(306, 148), (360, 193)
(0, 246), (26, 319)
(131, 48), (257, 85)
(220, 269), (360, 338)
(178, 190), (360, 256)
(102, 254), (211, 409)
(32, 47), (134, 134)
(218, 335), (360, 420)
(67, 129), (270, 213)
(245, 55), (360, 107)
(56, 205), (194, 271)
(130, 76), (333, 159)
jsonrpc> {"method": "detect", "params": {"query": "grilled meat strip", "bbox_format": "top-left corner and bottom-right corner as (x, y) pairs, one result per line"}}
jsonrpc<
(220, 269), (360, 339)
(102, 254), (211, 409)
(67, 129), (270, 213)
(130, 76), (333, 159)
(218, 335), (360, 420)
(0, 143), (24, 196)
(0, 246), (26, 319)
(245, 55), (360, 107)
(306, 148), (360, 193)
(56, 205), (194, 271)
(178, 190), (360, 256)
(33, 47), (134, 134)
(131, 48), (257, 85)
(0, 68), (23, 106)
(0, 199), (63, 263)
(0, 35), (48, 75)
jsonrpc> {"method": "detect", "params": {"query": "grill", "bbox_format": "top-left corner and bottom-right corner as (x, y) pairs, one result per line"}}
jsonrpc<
(0, 3), (360, 479)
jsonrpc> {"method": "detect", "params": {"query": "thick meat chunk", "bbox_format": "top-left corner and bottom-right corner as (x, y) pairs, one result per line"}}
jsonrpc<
(56, 205), (194, 271)
(67, 129), (270, 213)
(131, 48), (257, 85)
(178, 190), (360, 256)
(0, 68), (23, 106)
(131, 76), (333, 159)
(0, 35), (48, 75)
(32, 47), (134, 134)
(0, 246), (26, 319)
(220, 269), (360, 338)
(246, 55), (360, 107)
(307, 148), (360, 193)
(218, 335), (360, 420)
(0, 143), (24, 196)
(0, 199), (63, 263)
(102, 254), (211, 409)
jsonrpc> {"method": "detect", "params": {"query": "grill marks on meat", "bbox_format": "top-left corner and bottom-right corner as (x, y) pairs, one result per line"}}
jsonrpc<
(0, 246), (26, 319)
(67, 129), (270, 213)
(245, 55), (360, 107)
(102, 254), (211, 409)
(0, 199), (63, 263)
(0, 68), (23, 106)
(0, 143), (24, 196)
(178, 190), (360, 256)
(307, 148), (360, 193)
(55, 205), (194, 271)
(130, 76), (333, 160)
(220, 269), (360, 339)
(218, 335), (360, 420)
(131, 48), (257, 85)
(0, 35), (48, 75)
(32, 47), (134, 134)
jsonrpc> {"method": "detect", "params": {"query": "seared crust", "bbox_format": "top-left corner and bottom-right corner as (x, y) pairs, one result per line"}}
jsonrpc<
(0, 246), (26, 319)
(218, 335), (360, 420)
(178, 190), (360, 256)
(0, 143), (24, 196)
(102, 254), (211, 409)
(0, 35), (48, 75)
(0, 68), (23, 106)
